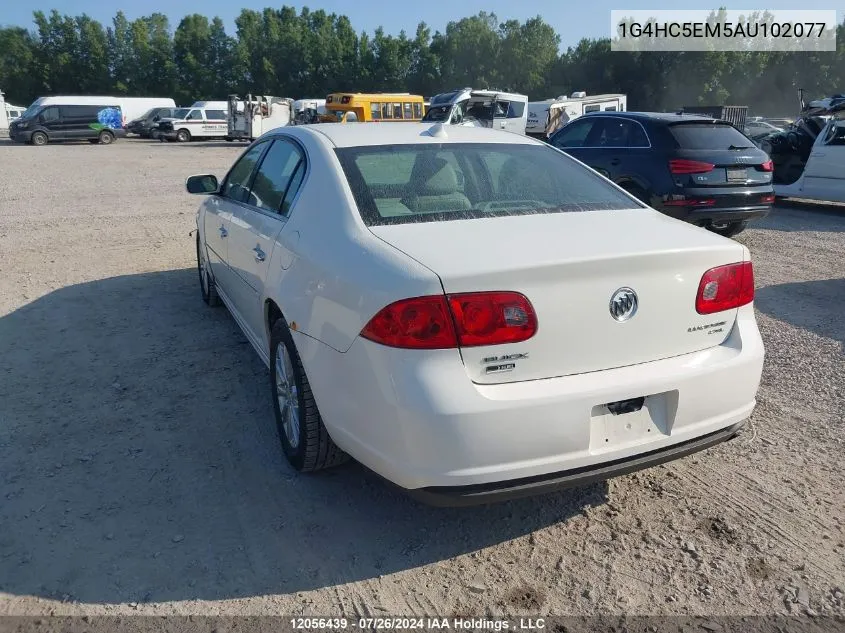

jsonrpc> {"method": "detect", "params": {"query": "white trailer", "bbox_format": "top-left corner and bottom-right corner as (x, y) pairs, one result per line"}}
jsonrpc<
(226, 94), (294, 141)
(422, 87), (528, 135)
(292, 98), (327, 125)
(0, 89), (7, 129)
(528, 92), (627, 138)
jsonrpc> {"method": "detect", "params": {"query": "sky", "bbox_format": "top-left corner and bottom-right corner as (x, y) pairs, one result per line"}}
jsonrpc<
(2, 1), (840, 50)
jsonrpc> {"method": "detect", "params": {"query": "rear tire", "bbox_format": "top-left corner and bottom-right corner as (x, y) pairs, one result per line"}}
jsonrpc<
(98, 130), (115, 145)
(176, 128), (191, 143)
(30, 131), (48, 146)
(709, 220), (748, 238)
(269, 318), (349, 472)
(196, 234), (220, 307)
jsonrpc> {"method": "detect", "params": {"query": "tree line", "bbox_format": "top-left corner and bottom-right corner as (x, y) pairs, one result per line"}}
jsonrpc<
(2, 7), (845, 116)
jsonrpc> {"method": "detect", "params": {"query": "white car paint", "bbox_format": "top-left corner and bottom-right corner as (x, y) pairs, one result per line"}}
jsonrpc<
(190, 123), (764, 501)
(775, 118), (845, 202)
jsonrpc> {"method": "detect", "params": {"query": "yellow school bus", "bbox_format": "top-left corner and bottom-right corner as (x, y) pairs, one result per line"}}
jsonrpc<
(324, 93), (425, 123)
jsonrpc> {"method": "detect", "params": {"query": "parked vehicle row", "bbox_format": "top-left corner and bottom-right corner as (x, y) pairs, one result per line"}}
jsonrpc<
(549, 112), (775, 237)
(186, 121), (765, 505)
(6, 95), (176, 145)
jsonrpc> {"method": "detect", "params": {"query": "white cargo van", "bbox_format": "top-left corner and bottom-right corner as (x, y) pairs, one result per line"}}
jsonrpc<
(422, 87), (528, 135)
(190, 101), (229, 111)
(226, 94), (294, 141)
(527, 92), (627, 138)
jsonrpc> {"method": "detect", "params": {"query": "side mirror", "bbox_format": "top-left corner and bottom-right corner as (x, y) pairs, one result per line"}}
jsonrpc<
(186, 174), (219, 195)
(153, 115), (160, 122)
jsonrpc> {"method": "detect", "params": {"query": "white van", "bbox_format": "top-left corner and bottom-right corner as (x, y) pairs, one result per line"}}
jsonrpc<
(528, 92), (627, 138)
(156, 106), (228, 142)
(18, 96), (175, 128)
(190, 101), (229, 111)
(422, 87), (528, 135)
(5, 103), (24, 123)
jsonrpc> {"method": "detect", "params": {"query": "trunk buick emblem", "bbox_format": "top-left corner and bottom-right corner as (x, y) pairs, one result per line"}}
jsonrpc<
(609, 287), (638, 322)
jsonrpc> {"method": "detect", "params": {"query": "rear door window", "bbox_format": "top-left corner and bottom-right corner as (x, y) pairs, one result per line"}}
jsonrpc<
(668, 123), (753, 149)
(206, 110), (226, 120)
(221, 141), (270, 203)
(248, 139), (303, 214)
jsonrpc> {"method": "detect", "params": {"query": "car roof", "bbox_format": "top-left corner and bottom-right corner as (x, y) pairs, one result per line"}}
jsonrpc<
(291, 123), (542, 148)
(581, 111), (722, 124)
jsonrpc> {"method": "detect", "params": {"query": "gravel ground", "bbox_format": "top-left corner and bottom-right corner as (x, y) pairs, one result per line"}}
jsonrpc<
(0, 138), (842, 617)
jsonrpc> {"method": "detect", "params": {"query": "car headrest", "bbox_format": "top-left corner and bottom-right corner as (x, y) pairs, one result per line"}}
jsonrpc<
(411, 156), (460, 195)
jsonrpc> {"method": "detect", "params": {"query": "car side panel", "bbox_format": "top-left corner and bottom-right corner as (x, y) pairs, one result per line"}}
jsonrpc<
(259, 131), (444, 353)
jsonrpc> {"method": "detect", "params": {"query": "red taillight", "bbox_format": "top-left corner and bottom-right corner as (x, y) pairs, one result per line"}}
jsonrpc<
(759, 160), (773, 171)
(695, 262), (755, 315)
(664, 198), (716, 207)
(448, 292), (537, 347)
(360, 292), (537, 349)
(360, 295), (456, 349)
(669, 159), (715, 174)
(761, 194), (775, 203)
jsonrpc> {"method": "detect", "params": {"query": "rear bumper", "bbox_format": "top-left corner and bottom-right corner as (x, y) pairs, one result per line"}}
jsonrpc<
(296, 305), (765, 497)
(409, 420), (745, 506)
(657, 189), (773, 224)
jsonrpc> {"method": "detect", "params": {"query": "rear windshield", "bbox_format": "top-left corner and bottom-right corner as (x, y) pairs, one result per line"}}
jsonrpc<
(335, 142), (642, 226)
(668, 123), (754, 149)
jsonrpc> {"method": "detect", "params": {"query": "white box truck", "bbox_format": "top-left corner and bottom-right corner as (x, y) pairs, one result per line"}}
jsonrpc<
(422, 87), (528, 135)
(226, 94), (294, 141)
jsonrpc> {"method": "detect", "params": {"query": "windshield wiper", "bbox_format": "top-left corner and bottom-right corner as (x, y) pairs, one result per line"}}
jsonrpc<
(728, 144), (753, 150)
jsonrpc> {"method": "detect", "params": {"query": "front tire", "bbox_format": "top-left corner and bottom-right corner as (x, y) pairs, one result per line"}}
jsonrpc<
(98, 130), (115, 145)
(196, 234), (220, 307)
(176, 129), (191, 143)
(709, 220), (748, 238)
(30, 131), (48, 146)
(269, 319), (348, 472)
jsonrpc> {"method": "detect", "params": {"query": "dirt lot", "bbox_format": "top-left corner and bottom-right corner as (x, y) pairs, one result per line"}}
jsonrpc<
(0, 138), (843, 617)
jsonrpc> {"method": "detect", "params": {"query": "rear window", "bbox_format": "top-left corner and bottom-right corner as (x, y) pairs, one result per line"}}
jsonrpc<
(335, 143), (642, 226)
(668, 123), (753, 149)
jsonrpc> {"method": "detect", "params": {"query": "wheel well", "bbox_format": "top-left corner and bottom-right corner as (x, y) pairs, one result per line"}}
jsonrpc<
(265, 300), (283, 340)
(617, 179), (645, 192)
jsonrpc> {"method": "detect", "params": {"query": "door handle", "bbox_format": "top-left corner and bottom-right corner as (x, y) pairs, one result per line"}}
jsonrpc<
(218, 225), (228, 238)
(812, 152), (825, 157)
(253, 245), (266, 262)
(610, 158), (621, 166)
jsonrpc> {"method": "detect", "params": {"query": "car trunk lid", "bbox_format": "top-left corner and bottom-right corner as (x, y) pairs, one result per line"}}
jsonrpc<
(368, 209), (746, 384)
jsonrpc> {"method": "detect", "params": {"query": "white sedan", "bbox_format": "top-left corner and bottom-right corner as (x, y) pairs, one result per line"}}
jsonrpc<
(186, 123), (765, 506)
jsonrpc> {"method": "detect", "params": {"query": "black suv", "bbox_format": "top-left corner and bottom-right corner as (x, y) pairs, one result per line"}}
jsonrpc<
(126, 107), (179, 138)
(548, 112), (774, 237)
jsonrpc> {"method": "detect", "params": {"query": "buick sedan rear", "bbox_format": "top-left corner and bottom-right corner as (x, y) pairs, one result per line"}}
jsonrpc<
(187, 123), (765, 506)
